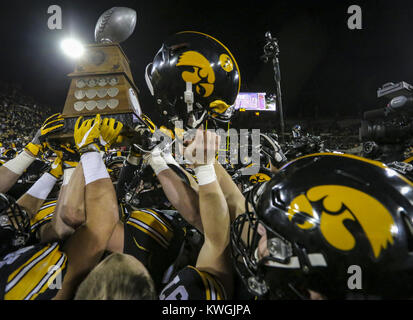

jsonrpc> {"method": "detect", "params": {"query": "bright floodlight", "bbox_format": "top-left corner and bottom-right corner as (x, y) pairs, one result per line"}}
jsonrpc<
(61, 38), (84, 58)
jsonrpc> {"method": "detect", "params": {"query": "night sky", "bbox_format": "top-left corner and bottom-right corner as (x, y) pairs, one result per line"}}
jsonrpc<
(1, 0), (413, 121)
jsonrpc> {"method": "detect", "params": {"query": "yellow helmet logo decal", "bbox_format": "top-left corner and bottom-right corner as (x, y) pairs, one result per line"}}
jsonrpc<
(219, 53), (233, 72)
(176, 51), (215, 97)
(287, 185), (395, 259)
(249, 173), (271, 184)
(210, 100), (230, 115)
(159, 126), (175, 140)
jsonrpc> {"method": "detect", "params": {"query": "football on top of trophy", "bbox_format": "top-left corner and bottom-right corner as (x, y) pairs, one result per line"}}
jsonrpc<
(95, 7), (137, 44)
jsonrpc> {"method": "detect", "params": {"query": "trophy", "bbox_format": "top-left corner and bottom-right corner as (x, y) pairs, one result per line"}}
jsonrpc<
(56, 7), (145, 142)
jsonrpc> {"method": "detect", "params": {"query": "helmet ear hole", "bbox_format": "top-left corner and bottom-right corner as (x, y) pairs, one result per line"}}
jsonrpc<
(272, 187), (285, 208)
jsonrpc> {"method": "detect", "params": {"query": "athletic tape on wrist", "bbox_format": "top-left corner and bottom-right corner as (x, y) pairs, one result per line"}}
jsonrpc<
(194, 164), (216, 186)
(149, 154), (169, 175)
(62, 168), (76, 186)
(3, 150), (36, 175)
(163, 152), (180, 167)
(81, 152), (110, 185)
(26, 173), (57, 200)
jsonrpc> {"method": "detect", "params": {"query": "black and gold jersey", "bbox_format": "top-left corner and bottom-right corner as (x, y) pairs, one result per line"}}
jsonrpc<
(30, 199), (57, 234)
(0, 242), (67, 300)
(123, 208), (185, 290)
(159, 265), (227, 300)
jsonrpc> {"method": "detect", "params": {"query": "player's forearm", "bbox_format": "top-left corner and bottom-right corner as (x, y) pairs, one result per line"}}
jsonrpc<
(198, 180), (230, 250)
(84, 178), (119, 240)
(59, 165), (85, 228)
(48, 166), (85, 242)
(0, 166), (22, 193)
(148, 149), (203, 230)
(16, 172), (58, 219)
(66, 158), (118, 250)
(179, 165), (199, 192)
(214, 163), (246, 222)
(157, 169), (203, 232)
(56, 154), (118, 299)
(16, 194), (45, 219)
(0, 150), (36, 193)
(196, 177), (233, 297)
(56, 178), (118, 300)
(47, 185), (76, 242)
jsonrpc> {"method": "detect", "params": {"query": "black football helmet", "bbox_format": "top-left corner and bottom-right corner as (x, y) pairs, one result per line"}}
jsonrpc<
(145, 31), (240, 129)
(0, 193), (31, 258)
(231, 153), (413, 299)
(1, 149), (17, 160)
(105, 150), (128, 183)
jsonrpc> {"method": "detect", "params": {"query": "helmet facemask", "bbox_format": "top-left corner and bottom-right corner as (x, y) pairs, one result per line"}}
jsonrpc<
(0, 194), (31, 257)
(230, 182), (330, 300)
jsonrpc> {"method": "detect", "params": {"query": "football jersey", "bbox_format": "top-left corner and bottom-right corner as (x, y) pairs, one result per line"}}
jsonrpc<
(0, 242), (67, 300)
(30, 199), (57, 235)
(123, 208), (185, 290)
(159, 265), (227, 300)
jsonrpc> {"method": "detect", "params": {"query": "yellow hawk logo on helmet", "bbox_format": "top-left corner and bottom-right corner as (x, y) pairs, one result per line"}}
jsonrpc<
(249, 173), (271, 184)
(287, 185), (395, 259)
(219, 53), (234, 72)
(176, 51), (215, 97)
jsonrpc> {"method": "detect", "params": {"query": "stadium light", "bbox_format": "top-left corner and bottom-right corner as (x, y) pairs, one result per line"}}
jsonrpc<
(61, 38), (84, 58)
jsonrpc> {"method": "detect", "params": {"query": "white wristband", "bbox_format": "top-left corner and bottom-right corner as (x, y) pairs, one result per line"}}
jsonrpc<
(26, 173), (57, 200)
(149, 154), (170, 175)
(62, 168), (76, 186)
(81, 152), (110, 185)
(3, 150), (36, 175)
(194, 164), (216, 186)
(162, 152), (180, 167)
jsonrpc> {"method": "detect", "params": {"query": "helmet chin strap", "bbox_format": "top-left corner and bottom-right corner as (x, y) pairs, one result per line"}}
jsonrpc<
(184, 82), (207, 129)
(184, 82), (194, 113)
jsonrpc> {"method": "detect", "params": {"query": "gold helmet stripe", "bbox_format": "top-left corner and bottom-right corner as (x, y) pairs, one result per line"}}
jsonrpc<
(403, 156), (413, 164)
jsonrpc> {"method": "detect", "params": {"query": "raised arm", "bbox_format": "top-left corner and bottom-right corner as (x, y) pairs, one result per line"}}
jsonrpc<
(0, 113), (64, 193)
(146, 146), (202, 232)
(53, 114), (122, 299)
(185, 129), (233, 297)
(214, 162), (246, 222)
(40, 160), (85, 243)
(16, 156), (62, 219)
